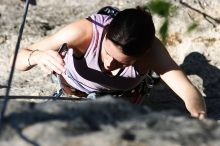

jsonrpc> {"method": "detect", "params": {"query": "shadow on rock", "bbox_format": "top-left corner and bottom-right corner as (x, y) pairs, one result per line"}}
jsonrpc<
(1, 96), (151, 146)
(180, 52), (220, 119)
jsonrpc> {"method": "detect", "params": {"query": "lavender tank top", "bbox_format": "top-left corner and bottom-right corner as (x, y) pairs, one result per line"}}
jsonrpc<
(62, 14), (147, 94)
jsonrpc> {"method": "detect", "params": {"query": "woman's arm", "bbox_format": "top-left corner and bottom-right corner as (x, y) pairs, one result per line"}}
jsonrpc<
(149, 38), (207, 119)
(160, 69), (207, 119)
(15, 19), (92, 74)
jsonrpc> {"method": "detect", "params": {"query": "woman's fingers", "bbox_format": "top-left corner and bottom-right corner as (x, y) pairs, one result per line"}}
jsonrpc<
(46, 52), (65, 74)
(191, 111), (207, 120)
(45, 58), (64, 74)
(198, 112), (207, 120)
(37, 50), (65, 74)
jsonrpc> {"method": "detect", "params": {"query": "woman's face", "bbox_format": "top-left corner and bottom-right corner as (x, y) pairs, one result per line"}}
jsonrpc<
(101, 36), (136, 72)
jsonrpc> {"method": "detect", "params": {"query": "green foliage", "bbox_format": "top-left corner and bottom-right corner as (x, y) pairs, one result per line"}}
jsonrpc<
(147, 0), (173, 17)
(187, 22), (198, 33)
(146, 0), (199, 43)
(159, 19), (169, 42)
(146, 0), (175, 43)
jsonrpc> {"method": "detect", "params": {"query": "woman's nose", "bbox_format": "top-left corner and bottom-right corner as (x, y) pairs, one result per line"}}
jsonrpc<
(106, 57), (114, 66)
(106, 57), (117, 70)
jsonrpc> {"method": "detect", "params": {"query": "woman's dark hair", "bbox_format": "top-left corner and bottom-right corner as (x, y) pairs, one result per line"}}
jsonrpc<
(106, 6), (155, 57)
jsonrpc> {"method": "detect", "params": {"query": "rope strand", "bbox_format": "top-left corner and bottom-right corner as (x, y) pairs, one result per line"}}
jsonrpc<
(0, 0), (31, 127)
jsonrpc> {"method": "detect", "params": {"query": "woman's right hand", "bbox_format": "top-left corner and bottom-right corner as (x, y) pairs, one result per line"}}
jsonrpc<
(30, 49), (65, 74)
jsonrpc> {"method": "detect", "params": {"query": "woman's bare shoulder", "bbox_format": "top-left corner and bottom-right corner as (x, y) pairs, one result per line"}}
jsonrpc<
(149, 37), (179, 74)
(135, 37), (177, 75)
(52, 19), (93, 54)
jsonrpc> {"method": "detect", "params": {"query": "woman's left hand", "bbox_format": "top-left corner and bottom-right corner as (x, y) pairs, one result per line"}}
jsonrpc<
(191, 111), (207, 120)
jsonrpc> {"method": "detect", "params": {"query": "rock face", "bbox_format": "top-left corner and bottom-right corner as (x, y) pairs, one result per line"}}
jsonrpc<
(1, 96), (220, 146)
(0, 0), (220, 145)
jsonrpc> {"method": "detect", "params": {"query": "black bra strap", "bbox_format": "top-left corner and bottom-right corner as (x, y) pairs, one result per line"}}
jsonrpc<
(86, 17), (104, 28)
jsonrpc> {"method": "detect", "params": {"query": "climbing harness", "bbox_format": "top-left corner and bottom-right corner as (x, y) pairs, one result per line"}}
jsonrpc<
(50, 42), (160, 104)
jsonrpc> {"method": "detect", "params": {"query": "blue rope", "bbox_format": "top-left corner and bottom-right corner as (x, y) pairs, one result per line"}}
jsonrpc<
(0, 0), (31, 127)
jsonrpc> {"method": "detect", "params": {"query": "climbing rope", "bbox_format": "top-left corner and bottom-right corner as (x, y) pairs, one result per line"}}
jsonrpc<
(0, 0), (31, 127)
(0, 95), (89, 102)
